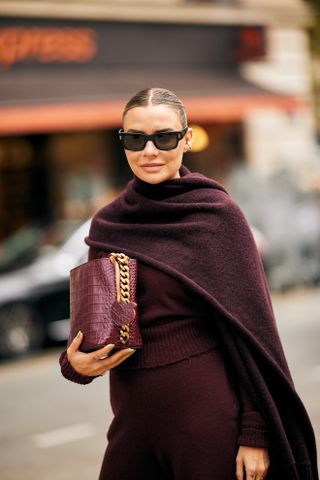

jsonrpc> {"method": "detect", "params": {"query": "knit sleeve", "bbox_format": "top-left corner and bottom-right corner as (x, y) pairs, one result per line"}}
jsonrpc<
(237, 378), (269, 448)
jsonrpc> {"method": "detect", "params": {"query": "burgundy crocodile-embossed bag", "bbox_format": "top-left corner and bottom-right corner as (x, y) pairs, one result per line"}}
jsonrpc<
(68, 252), (143, 353)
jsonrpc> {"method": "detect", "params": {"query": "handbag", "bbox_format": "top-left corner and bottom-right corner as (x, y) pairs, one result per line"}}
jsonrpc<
(68, 252), (143, 353)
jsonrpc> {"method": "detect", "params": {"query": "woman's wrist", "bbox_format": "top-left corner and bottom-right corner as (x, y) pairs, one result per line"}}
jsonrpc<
(59, 350), (96, 385)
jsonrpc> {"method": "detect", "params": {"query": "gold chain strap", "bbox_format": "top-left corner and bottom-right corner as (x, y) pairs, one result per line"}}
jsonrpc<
(109, 253), (131, 344)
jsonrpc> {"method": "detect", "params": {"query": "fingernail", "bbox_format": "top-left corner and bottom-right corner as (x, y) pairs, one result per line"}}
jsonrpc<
(127, 348), (136, 355)
(99, 345), (116, 360)
(76, 330), (82, 338)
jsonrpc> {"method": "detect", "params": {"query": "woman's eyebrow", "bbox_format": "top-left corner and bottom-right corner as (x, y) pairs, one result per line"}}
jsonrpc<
(156, 128), (176, 133)
(126, 128), (176, 133)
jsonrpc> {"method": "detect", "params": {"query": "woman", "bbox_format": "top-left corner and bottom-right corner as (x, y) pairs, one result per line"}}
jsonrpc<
(60, 88), (318, 480)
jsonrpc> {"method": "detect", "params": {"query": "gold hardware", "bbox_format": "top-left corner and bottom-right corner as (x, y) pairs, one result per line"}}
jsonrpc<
(109, 253), (131, 344)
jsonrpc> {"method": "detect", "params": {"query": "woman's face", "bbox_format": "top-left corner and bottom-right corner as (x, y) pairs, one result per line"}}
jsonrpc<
(122, 104), (193, 184)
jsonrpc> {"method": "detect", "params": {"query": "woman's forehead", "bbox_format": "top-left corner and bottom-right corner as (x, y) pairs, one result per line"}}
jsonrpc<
(123, 104), (181, 132)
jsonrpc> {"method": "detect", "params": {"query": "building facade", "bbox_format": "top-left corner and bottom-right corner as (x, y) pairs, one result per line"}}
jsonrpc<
(0, 0), (316, 240)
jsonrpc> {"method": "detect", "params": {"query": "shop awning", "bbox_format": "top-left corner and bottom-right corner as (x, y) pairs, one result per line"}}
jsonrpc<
(0, 68), (307, 135)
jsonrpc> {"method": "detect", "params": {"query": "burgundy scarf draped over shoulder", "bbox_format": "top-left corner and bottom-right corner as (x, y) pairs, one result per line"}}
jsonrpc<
(85, 164), (318, 479)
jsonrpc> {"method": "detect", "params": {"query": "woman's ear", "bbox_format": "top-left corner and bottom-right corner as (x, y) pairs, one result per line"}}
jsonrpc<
(184, 127), (194, 153)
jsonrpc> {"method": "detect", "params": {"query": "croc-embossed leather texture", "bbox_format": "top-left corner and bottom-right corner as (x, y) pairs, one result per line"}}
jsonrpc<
(69, 256), (142, 352)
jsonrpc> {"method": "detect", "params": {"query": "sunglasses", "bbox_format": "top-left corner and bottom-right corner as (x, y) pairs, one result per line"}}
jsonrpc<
(118, 127), (188, 151)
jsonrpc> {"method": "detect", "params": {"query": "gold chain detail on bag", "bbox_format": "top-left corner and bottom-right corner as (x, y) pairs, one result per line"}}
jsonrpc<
(109, 253), (131, 344)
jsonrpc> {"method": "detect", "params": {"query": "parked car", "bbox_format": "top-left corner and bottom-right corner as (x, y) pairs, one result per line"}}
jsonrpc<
(0, 219), (81, 274)
(0, 219), (91, 359)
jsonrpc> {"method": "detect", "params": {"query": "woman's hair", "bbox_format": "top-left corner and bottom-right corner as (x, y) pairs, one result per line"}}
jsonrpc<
(122, 88), (187, 129)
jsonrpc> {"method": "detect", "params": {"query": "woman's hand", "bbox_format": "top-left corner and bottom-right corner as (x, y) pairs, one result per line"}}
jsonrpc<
(67, 330), (136, 377)
(236, 445), (270, 480)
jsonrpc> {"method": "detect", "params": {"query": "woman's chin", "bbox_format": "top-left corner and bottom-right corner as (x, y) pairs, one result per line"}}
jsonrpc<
(135, 171), (165, 184)
(134, 168), (180, 184)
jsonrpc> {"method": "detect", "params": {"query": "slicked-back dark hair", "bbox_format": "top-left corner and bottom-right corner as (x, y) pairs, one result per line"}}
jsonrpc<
(122, 88), (187, 129)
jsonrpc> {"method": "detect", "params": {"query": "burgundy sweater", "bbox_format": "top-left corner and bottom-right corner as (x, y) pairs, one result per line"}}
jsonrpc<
(80, 164), (318, 478)
(60, 248), (268, 448)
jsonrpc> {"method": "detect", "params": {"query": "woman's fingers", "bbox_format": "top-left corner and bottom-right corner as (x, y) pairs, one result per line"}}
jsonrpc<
(235, 454), (244, 480)
(67, 330), (83, 357)
(97, 348), (136, 371)
(67, 331), (136, 376)
(92, 343), (116, 360)
(236, 446), (269, 480)
(85, 345), (136, 375)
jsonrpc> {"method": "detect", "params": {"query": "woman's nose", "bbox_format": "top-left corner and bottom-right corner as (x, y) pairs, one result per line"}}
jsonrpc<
(143, 139), (158, 155)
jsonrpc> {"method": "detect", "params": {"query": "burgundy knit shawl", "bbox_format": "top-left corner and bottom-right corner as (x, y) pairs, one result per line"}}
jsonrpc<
(86, 164), (318, 479)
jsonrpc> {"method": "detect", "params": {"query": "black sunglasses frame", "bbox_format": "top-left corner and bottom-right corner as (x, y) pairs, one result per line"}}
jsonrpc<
(118, 127), (189, 151)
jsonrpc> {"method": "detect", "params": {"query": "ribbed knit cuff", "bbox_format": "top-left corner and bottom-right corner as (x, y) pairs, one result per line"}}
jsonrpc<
(59, 351), (97, 385)
(238, 411), (269, 448)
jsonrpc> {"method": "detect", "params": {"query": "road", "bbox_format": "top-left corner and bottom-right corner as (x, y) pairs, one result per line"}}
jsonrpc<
(0, 288), (319, 480)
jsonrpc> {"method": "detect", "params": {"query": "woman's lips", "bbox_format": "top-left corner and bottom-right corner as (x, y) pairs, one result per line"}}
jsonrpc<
(140, 164), (164, 172)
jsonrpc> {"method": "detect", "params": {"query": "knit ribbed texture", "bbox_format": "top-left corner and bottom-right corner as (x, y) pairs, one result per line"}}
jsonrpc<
(238, 411), (269, 448)
(116, 317), (218, 369)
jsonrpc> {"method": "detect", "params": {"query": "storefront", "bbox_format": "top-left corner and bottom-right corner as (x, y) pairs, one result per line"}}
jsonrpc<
(0, 17), (303, 241)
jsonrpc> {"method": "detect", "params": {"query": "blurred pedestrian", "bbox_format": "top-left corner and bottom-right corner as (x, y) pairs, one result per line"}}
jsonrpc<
(59, 88), (318, 480)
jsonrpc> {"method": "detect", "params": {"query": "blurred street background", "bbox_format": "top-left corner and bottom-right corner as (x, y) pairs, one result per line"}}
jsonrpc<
(0, 0), (319, 478)
(0, 288), (319, 479)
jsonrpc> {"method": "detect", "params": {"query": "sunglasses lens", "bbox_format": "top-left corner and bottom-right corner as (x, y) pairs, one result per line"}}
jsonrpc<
(155, 133), (178, 150)
(123, 134), (145, 151)
(120, 129), (186, 151)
